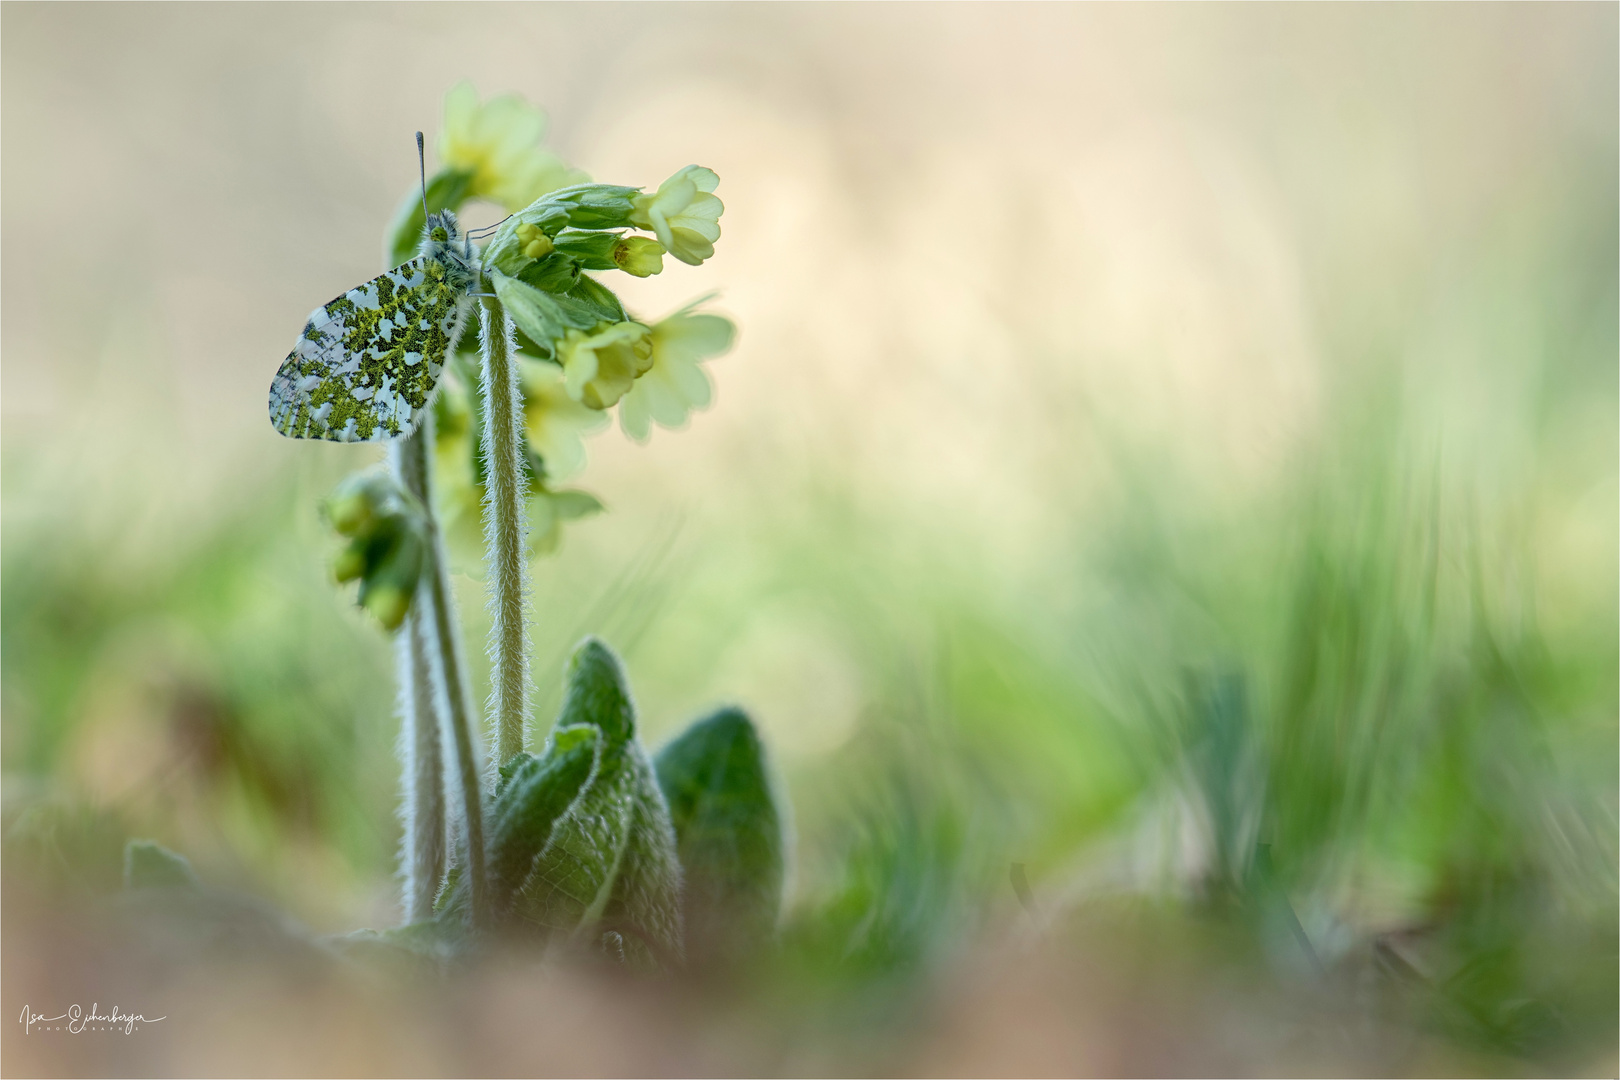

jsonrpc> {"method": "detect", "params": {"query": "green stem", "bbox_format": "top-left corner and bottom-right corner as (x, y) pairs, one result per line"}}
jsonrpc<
(477, 295), (531, 767)
(390, 427), (447, 924)
(422, 463), (490, 931)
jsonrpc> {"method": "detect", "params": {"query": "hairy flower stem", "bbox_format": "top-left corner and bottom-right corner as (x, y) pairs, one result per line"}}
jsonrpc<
(390, 427), (446, 923)
(477, 296), (531, 767)
(421, 461), (490, 931)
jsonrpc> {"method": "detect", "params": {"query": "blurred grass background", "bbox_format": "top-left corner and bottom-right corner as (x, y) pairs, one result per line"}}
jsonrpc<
(3, 3), (1615, 1074)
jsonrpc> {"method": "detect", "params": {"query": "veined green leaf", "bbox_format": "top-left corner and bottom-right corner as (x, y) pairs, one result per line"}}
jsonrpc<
(328, 921), (454, 975)
(655, 707), (786, 961)
(514, 638), (683, 964)
(489, 726), (600, 909)
(600, 747), (684, 968)
(556, 637), (636, 745)
(515, 747), (634, 936)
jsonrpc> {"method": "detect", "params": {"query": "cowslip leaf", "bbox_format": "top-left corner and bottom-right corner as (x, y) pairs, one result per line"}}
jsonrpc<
(655, 707), (786, 961)
(489, 725), (601, 911)
(516, 638), (683, 964)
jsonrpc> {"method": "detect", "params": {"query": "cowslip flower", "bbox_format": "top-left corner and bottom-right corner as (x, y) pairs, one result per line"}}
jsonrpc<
(515, 222), (555, 260)
(629, 166), (723, 266)
(520, 358), (609, 480)
(557, 321), (653, 410)
(618, 304), (735, 441)
(612, 235), (666, 278)
(438, 81), (588, 212)
(324, 470), (428, 630)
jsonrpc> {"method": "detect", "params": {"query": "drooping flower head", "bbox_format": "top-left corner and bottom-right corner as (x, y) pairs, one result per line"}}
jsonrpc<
(630, 166), (724, 266)
(557, 321), (654, 411)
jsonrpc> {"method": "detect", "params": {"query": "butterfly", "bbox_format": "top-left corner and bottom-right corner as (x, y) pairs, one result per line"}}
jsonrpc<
(268, 208), (480, 443)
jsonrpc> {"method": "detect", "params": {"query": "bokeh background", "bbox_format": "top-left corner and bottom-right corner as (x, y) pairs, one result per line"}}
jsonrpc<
(4, 3), (1616, 1075)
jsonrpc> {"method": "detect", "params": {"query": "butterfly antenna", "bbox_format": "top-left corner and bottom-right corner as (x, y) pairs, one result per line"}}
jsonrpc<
(416, 131), (430, 224)
(467, 214), (513, 238)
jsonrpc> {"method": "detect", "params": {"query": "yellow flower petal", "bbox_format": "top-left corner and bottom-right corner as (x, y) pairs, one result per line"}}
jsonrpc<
(615, 306), (733, 440)
(521, 359), (608, 481)
(436, 82), (587, 212)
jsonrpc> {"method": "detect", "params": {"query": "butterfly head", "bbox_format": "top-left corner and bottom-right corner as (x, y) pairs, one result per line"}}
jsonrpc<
(425, 209), (460, 244)
(419, 209), (479, 288)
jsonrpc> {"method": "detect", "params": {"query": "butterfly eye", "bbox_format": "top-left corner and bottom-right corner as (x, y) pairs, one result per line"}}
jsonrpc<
(430, 225), (449, 242)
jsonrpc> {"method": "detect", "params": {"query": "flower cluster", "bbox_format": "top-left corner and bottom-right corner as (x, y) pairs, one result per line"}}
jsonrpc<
(478, 159), (734, 445)
(378, 84), (735, 566)
(325, 470), (429, 630)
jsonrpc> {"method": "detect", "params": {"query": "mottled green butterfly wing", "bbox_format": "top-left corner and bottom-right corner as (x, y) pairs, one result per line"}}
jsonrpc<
(269, 256), (472, 443)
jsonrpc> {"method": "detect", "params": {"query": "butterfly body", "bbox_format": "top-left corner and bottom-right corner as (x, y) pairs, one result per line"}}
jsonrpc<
(270, 211), (478, 442)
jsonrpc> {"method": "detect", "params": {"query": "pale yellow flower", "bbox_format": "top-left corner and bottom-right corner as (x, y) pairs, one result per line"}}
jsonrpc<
(438, 81), (588, 212)
(618, 306), (735, 442)
(612, 235), (666, 278)
(557, 321), (653, 410)
(629, 165), (723, 266)
(432, 363), (607, 568)
(520, 358), (609, 481)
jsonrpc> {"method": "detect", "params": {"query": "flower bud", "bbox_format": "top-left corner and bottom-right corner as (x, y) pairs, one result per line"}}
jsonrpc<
(332, 539), (368, 584)
(517, 222), (555, 259)
(360, 583), (412, 633)
(629, 165), (723, 266)
(612, 236), (666, 278)
(322, 469), (429, 631)
(326, 490), (375, 538)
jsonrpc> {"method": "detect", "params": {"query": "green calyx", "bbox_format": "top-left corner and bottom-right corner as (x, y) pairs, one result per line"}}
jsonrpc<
(483, 184), (641, 277)
(323, 470), (430, 631)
